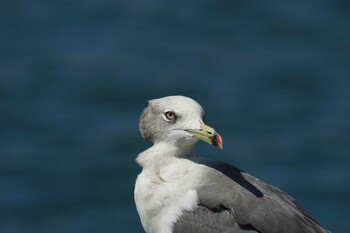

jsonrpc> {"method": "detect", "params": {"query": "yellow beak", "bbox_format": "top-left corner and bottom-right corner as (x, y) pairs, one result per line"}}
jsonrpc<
(186, 122), (223, 149)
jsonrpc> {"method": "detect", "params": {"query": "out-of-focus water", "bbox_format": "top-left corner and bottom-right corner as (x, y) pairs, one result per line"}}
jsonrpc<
(1, 1), (349, 232)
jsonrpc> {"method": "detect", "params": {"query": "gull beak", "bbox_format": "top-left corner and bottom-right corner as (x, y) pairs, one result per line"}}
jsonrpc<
(186, 122), (223, 149)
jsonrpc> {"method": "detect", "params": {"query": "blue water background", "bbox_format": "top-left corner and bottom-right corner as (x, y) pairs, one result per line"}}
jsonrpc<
(1, 1), (349, 232)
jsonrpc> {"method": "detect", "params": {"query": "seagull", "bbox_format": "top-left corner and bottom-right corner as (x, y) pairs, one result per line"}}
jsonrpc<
(134, 95), (330, 233)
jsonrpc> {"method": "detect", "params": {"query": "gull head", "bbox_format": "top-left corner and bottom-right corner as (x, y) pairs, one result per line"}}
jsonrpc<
(139, 95), (223, 150)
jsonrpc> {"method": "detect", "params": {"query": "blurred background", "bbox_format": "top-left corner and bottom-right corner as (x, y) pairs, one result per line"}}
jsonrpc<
(1, 0), (349, 232)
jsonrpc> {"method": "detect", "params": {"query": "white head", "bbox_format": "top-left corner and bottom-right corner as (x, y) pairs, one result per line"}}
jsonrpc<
(139, 95), (223, 151)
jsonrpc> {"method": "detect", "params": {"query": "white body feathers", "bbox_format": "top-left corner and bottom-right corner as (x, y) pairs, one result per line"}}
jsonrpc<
(135, 143), (202, 233)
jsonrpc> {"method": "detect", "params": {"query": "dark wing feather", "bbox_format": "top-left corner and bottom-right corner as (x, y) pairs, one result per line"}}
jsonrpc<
(173, 159), (330, 233)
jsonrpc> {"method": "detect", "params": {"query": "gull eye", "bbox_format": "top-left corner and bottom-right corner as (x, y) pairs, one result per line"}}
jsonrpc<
(164, 111), (176, 121)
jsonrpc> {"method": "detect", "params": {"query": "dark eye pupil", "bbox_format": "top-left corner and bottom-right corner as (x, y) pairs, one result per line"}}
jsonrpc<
(165, 111), (175, 120)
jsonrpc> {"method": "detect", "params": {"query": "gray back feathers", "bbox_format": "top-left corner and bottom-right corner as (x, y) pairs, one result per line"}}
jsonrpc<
(173, 159), (330, 233)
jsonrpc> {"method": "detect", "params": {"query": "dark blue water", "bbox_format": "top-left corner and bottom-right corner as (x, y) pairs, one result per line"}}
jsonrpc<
(1, 1), (349, 232)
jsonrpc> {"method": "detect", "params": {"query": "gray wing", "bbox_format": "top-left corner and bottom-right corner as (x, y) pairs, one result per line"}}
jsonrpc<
(173, 159), (330, 233)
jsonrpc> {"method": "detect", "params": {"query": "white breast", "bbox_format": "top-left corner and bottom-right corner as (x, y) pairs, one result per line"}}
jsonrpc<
(134, 159), (200, 233)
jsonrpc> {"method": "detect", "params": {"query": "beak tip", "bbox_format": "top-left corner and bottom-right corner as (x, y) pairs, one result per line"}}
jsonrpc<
(212, 132), (224, 149)
(218, 142), (224, 150)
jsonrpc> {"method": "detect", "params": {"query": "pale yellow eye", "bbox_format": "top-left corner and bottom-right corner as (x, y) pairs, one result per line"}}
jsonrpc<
(164, 111), (176, 121)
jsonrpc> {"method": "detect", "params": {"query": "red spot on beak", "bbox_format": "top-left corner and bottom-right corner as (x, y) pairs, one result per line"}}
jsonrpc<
(212, 132), (224, 149)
